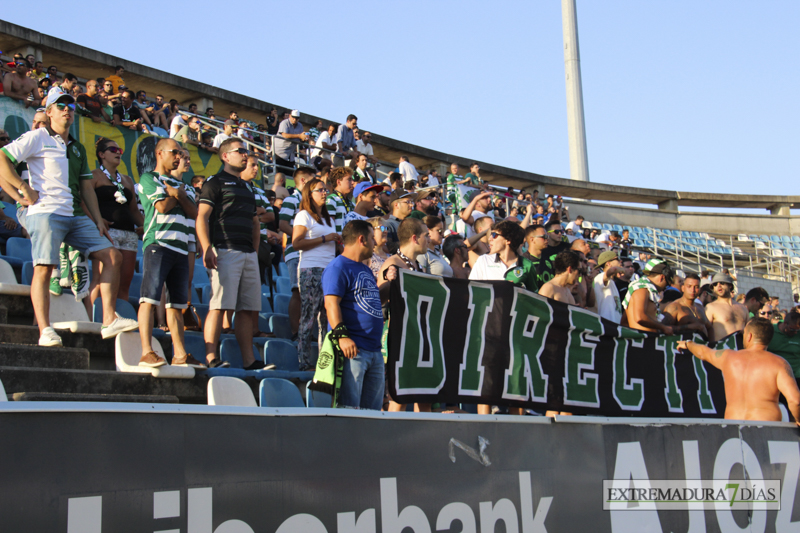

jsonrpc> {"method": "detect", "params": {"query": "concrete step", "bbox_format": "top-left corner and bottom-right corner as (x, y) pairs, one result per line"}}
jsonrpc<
(9, 391), (179, 403)
(0, 343), (89, 370)
(0, 366), (208, 404)
(0, 324), (116, 370)
(0, 294), (33, 324)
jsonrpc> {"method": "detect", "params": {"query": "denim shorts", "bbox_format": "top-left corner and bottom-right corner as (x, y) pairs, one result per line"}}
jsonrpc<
(139, 244), (189, 309)
(27, 213), (112, 266)
(286, 256), (299, 290)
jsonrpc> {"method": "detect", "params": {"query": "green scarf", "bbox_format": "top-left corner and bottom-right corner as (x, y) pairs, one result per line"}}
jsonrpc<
(309, 324), (348, 407)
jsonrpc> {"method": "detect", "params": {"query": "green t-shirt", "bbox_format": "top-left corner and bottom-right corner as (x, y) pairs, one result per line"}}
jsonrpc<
(279, 190), (302, 262)
(768, 324), (800, 377)
(465, 172), (483, 187)
(139, 171), (194, 254)
(505, 256), (541, 293)
(408, 210), (426, 220)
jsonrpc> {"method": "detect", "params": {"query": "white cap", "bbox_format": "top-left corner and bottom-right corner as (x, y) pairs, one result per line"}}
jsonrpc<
(290, 110), (300, 118)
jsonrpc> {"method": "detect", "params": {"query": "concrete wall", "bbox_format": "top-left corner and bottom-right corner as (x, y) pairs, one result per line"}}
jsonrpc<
(564, 200), (792, 236)
(735, 274), (793, 310)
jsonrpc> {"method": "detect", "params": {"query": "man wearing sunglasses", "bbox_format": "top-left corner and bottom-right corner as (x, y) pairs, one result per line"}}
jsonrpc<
(3, 59), (39, 108)
(533, 219), (572, 284)
(0, 93), (139, 346)
(705, 272), (750, 341)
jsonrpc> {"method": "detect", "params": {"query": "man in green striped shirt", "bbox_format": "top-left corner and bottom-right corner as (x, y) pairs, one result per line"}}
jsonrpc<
(326, 167), (355, 233)
(278, 166), (315, 339)
(137, 138), (204, 368)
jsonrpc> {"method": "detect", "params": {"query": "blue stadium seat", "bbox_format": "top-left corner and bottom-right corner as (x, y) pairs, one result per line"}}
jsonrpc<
(771, 235), (781, 243)
(194, 303), (209, 323)
(306, 382), (332, 408)
(269, 314), (292, 339)
(760, 235), (770, 242)
(278, 262), (289, 277)
(261, 294), (272, 314)
(601, 223), (612, 231)
(6, 237), (32, 262)
(93, 298), (137, 322)
(612, 225), (622, 232)
(273, 293), (291, 315)
(263, 339), (310, 375)
(193, 267), (210, 286)
(220, 338), (263, 372)
(21, 261), (33, 285)
(128, 273), (143, 308)
(184, 333), (245, 377)
(275, 276), (291, 295)
(793, 236), (800, 243)
(259, 378), (305, 408)
(782, 236), (792, 243)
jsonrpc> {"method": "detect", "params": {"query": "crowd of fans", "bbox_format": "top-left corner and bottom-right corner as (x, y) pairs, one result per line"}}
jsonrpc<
(2, 54), (800, 418)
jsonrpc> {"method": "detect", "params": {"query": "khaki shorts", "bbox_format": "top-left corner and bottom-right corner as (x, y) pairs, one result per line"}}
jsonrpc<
(208, 248), (261, 311)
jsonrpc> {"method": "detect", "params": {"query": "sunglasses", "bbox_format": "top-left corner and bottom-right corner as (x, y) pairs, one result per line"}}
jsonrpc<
(490, 232), (501, 240)
(548, 229), (563, 235)
(312, 188), (329, 194)
(224, 148), (250, 155)
(0, 136), (9, 141)
(55, 103), (75, 111)
(160, 149), (183, 156)
(376, 225), (387, 232)
(104, 146), (124, 154)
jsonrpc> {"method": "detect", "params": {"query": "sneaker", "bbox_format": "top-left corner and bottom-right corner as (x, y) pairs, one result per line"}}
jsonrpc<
(244, 360), (276, 371)
(207, 358), (230, 368)
(38, 327), (62, 347)
(49, 277), (62, 296)
(172, 353), (207, 369)
(100, 316), (139, 339)
(139, 351), (167, 367)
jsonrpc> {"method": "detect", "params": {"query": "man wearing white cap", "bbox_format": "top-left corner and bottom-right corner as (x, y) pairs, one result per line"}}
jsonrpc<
(0, 93), (138, 346)
(705, 272), (749, 341)
(274, 109), (307, 175)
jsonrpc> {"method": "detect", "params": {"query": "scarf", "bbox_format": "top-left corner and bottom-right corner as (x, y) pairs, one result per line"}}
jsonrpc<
(622, 276), (661, 312)
(309, 323), (349, 407)
(100, 165), (127, 204)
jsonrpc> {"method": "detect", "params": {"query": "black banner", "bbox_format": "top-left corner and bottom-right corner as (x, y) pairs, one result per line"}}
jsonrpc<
(388, 271), (735, 417)
(1, 406), (798, 532)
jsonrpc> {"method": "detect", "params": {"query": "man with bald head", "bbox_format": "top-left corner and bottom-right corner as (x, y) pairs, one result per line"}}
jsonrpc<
(678, 318), (800, 424)
(137, 139), (203, 368)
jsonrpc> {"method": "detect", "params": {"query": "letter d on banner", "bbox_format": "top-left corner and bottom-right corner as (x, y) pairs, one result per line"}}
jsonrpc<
(396, 272), (450, 395)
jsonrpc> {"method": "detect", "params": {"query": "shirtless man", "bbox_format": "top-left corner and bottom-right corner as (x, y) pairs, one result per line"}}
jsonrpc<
(3, 59), (39, 107)
(705, 272), (749, 341)
(467, 216), (492, 268)
(621, 259), (674, 334)
(378, 217), (429, 413)
(662, 273), (714, 340)
(538, 250), (580, 305)
(677, 318), (800, 424)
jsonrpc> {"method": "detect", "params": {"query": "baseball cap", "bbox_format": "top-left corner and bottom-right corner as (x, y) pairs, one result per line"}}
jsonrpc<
(415, 190), (434, 200)
(45, 89), (75, 108)
(353, 182), (383, 198)
(290, 110), (300, 118)
(711, 272), (734, 286)
(389, 189), (417, 206)
(597, 251), (618, 267)
(224, 119), (237, 126)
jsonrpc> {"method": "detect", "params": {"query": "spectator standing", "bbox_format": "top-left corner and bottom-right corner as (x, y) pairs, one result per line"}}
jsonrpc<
(77, 80), (111, 123)
(87, 138), (143, 304)
(460, 190), (494, 237)
(622, 259), (674, 335)
(326, 167), (355, 233)
(705, 272), (750, 341)
(344, 182), (382, 225)
(662, 273), (712, 340)
(308, 119), (323, 142)
(356, 131), (377, 166)
(335, 114), (359, 166)
(383, 189), (417, 253)
(442, 234), (471, 279)
(322, 220), (390, 409)
(446, 162), (470, 209)
(278, 167), (315, 340)
(106, 65), (125, 94)
(464, 163), (484, 188)
(565, 215), (584, 235)
(136, 139), (204, 368)
(272, 173), (290, 200)
(367, 217), (390, 277)
(312, 123), (337, 162)
(3, 59), (39, 107)
(592, 251), (625, 323)
(417, 216), (452, 277)
(212, 120), (237, 150)
(539, 250), (581, 304)
(536, 220), (571, 283)
(274, 110), (307, 175)
(240, 155), (279, 287)
(398, 156), (419, 184)
(197, 139), (264, 370)
(292, 178), (342, 370)
(469, 220), (536, 290)
(768, 309), (800, 378)
(408, 189), (438, 220)
(0, 94), (138, 345)
(744, 287), (771, 319)
(353, 153), (372, 183)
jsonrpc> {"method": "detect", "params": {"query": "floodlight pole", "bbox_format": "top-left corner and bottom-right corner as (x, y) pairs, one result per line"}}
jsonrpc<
(562, 0), (590, 182)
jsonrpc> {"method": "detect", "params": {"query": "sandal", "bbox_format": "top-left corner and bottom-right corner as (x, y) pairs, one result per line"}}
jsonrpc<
(221, 327), (235, 334)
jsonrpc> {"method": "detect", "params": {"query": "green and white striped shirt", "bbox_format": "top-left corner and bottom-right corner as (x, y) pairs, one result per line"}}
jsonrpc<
(280, 189), (302, 262)
(139, 171), (195, 254)
(246, 182), (272, 237)
(326, 190), (353, 233)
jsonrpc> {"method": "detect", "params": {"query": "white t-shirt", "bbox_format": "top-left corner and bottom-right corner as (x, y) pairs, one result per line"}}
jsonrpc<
(566, 220), (582, 234)
(469, 253), (513, 281)
(398, 160), (419, 182)
(427, 174), (440, 187)
(294, 209), (337, 269)
(170, 115), (187, 138)
(356, 139), (374, 156)
(312, 131), (334, 160)
(213, 133), (232, 149)
(1, 128), (88, 217)
(592, 271), (622, 323)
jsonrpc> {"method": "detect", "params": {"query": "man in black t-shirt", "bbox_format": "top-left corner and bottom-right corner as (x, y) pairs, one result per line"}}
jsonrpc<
(196, 138), (266, 370)
(112, 90), (147, 131)
(76, 80), (111, 123)
(537, 219), (571, 283)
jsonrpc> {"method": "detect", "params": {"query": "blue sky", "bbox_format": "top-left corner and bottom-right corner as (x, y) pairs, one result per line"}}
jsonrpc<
(5, 1), (798, 200)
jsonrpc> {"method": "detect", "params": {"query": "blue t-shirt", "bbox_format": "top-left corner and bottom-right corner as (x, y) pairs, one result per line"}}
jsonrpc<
(321, 255), (383, 351)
